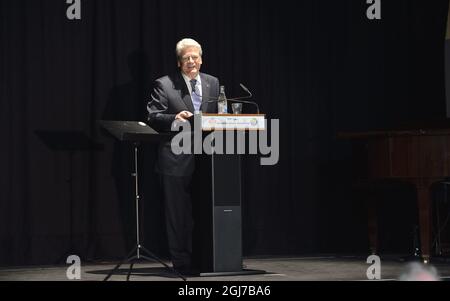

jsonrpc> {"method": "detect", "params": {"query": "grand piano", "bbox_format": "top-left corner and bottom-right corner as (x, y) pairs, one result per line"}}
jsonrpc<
(340, 127), (450, 261)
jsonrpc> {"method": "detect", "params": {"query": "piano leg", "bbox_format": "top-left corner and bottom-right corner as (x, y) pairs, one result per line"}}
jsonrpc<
(413, 179), (433, 263)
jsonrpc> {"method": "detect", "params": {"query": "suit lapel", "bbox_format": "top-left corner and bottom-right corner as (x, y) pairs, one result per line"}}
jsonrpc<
(174, 72), (195, 112)
(200, 73), (211, 112)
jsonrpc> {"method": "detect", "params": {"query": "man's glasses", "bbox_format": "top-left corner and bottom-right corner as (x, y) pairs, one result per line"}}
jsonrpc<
(180, 55), (200, 63)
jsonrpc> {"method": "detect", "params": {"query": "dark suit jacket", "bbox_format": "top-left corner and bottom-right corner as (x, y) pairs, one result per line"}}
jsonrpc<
(147, 71), (219, 176)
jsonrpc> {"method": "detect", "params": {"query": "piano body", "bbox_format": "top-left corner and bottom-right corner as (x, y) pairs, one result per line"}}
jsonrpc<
(340, 128), (450, 261)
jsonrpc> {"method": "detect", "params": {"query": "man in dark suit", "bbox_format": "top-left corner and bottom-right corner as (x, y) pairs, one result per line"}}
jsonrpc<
(147, 38), (219, 274)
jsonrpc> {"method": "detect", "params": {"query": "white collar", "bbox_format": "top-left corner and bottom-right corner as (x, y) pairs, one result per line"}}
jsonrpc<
(181, 72), (202, 95)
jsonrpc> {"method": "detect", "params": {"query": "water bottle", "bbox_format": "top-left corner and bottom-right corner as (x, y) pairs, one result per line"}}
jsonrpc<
(217, 85), (228, 114)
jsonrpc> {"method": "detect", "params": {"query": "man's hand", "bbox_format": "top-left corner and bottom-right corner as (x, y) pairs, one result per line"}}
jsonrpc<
(175, 111), (193, 122)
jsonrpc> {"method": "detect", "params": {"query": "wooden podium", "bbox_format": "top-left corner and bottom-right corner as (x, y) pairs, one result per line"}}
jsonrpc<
(192, 113), (267, 276)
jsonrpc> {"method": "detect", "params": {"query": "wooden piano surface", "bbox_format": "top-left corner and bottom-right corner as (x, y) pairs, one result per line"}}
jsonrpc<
(339, 128), (450, 261)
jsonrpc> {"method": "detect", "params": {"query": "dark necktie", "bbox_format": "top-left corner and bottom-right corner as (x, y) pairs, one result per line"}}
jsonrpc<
(190, 79), (202, 112)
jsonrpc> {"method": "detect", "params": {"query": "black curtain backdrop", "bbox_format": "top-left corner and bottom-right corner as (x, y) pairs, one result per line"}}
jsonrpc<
(0, 0), (448, 266)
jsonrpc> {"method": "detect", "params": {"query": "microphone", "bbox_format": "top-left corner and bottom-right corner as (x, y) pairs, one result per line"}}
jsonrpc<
(197, 83), (260, 114)
(235, 84), (259, 114)
(239, 83), (252, 98)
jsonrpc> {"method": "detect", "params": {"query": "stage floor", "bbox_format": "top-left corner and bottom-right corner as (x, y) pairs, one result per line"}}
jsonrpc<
(1, 255), (450, 281)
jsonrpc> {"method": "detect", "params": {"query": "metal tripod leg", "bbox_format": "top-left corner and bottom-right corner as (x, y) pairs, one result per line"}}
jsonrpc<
(138, 245), (183, 275)
(103, 246), (138, 281)
(103, 245), (186, 281)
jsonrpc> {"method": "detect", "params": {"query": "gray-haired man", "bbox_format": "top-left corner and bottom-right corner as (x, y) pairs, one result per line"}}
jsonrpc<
(147, 38), (219, 274)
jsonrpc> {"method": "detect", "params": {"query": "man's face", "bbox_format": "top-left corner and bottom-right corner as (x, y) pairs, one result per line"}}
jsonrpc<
(178, 46), (202, 79)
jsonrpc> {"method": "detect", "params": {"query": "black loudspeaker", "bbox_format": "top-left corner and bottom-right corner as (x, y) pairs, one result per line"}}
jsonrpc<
(193, 153), (243, 273)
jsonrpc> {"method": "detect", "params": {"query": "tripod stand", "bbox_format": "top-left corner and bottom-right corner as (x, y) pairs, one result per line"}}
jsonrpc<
(100, 121), (185, 281)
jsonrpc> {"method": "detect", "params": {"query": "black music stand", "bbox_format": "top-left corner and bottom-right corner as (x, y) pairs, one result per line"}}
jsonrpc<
(35, 130), (103, 263)
(99, 120), (185, 281)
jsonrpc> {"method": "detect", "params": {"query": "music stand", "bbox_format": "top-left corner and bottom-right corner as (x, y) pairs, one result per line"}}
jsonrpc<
(35, 130), (103, 263)
(99, 120), (185, 281)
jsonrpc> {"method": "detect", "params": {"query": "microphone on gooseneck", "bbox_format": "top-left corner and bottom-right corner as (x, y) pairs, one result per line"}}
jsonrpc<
(197, 83), (260, 114)
(234, 84), (259, 114)
(239, 83), (252, 98)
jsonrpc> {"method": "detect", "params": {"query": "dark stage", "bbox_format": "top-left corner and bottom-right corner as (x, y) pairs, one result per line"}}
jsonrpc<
(2, 0), (450, 283)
